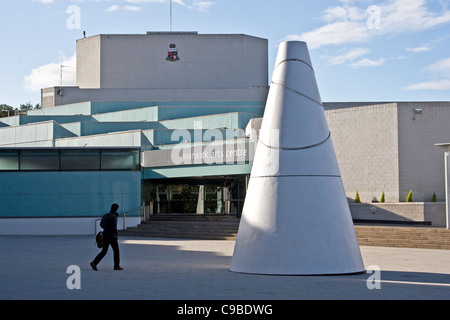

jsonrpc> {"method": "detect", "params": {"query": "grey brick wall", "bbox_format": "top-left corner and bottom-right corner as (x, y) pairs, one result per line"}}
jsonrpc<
(326, 103), (400, 202)
(326, 102), (450, 203)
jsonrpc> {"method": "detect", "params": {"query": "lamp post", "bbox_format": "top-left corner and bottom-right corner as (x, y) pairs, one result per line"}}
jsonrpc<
(435, 143), (450, 229)
(170, 0), (173, 32)
(59, 65), (69, 105)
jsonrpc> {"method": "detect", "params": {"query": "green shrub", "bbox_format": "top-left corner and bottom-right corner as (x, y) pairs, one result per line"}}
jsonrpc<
(432, 192), (437, 202)
(380, 191), (385, 203)
(355, 191), (361, 203)
(406, 190), (413, 202)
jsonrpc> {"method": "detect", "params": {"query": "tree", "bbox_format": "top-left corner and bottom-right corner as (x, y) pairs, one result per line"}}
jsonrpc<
(354, 191), (361, 203)
(0, 102), (41, 118)
(406, 190), (413, 202)
(380, 191), (385, 203)
(20, 102), (40, 110)
(19, 102), (34, 111)
(0, 104), (14, 118)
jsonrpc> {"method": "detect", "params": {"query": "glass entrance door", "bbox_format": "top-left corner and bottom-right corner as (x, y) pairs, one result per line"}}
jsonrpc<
(142, 176), (247, 215)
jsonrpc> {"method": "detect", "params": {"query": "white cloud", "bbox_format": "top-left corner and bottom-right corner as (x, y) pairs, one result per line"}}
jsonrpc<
(193, 1), (215, 13)
(405, 57), (450, 90)
(31, 0), (55, 3)
(286, 0), (450, 49)
(405, 80), (450, 90)
(106, 5), (120, 12)
(381, 0), (450, 33)
(428, 57), (450, 74)
(125, 0), (166, 3)
(123, 5), (143, 11)
(125, 0), (215, 12)
(23, 53), (77, 93)
(295, 21), (371, 49)
(328, 47), (371, 65)
(350, 58), (386, 68)
(406, 46), (430, 53)
(321, 5), (366, 23)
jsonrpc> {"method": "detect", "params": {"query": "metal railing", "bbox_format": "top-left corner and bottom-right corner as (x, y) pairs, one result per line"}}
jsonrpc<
(94, 206), (144, 235)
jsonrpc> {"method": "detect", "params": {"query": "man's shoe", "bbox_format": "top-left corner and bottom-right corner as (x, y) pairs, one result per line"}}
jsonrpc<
(90, 262), (98, 271)
(114, 266), (124, 270)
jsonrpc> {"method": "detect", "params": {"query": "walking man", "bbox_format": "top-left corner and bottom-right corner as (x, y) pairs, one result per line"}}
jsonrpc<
(90, 203), (123, 271)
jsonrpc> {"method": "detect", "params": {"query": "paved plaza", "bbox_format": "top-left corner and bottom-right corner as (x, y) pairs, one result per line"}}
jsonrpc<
(1, 235), (450, 300)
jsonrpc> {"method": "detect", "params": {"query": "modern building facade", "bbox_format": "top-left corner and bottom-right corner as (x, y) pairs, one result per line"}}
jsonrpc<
(0, 32), (269, 235)
(42, 32), (268, 108)
(0, 31), (448, 235)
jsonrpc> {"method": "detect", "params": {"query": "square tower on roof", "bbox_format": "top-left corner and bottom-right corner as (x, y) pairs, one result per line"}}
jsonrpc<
(76, 32), (268, 90)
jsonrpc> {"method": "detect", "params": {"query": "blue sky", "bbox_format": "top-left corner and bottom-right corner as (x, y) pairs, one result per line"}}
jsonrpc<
(1, 0), (449, 108)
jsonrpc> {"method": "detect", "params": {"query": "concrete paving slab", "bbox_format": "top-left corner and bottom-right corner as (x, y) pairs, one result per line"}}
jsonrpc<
(1, 236), (450, 300)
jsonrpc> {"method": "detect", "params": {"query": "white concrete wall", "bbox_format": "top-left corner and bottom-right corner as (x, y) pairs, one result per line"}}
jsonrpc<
(44, 87), (269, 108)
(349, 203), (446, 227)
(77, 32), (268, 90)
(0, 121), (76, 147)
(0, 217), (141, 236)
(54, 130), (148, 148)
(76, 35), (101, 89)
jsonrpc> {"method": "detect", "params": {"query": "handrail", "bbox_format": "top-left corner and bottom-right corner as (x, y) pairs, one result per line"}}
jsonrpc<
(121, 206), (144, 230)
(94, 219), (102, 235)
(121, 206), (144, 215)
(94, 206), (144, 234)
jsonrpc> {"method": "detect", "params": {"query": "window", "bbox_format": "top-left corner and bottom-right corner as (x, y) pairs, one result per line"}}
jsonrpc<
(20, 150), (60, 171)
(60, 149), (100, 171)
(0, 150), (19, 171)
(101, 149), (140, 171)
(0, 148), (140, 171)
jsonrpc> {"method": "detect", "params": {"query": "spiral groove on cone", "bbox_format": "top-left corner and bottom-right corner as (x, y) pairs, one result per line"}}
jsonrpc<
(230, 41), (365, 275)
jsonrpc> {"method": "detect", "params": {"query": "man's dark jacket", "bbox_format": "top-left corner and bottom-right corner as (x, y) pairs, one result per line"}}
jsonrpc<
(100, 211), (119, 239)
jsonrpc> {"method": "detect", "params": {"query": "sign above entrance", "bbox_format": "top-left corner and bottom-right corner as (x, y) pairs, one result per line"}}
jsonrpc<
(141, 142), (255, 168)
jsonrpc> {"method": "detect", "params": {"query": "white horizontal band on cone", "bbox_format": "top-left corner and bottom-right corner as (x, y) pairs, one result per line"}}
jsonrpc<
(230, 41), (365, 275)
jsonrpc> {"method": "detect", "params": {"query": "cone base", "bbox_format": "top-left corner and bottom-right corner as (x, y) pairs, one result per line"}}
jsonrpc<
(230, 176), (365, 275)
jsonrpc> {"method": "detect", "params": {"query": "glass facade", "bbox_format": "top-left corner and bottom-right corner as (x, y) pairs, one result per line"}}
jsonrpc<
(0, 148), (250, 216)
(60, 149), (101, 171)
(0, 148), (140, 172)
(142, 176), (248, 215)
(101, 149), (140, 171)
(0, 150), (19, 171)
(20, 150), (60, 171)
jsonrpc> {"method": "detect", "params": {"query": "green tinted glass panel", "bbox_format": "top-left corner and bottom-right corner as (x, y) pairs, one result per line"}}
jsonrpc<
(60, 149), (100, 170)
(0, 150), (19, 170)
(20, 150), (59, 171)
(101, 150), (140, 171)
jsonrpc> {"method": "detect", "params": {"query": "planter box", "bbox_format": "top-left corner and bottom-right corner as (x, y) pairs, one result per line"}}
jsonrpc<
(349, 202), (446, 227)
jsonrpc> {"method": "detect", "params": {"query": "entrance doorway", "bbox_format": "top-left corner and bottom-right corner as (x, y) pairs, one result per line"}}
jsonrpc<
(142, 176), (248, 215)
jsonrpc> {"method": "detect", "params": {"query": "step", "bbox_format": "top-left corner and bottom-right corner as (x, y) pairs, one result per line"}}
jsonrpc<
(123, 226), (237, 236)
(120, 229), (238, 240)
(120, 215), (240, 240)
(137, 223), (239, 230)
(354, 225), (450, 250)
(145, 214), (240, 222)
(120, 219), (450, 250)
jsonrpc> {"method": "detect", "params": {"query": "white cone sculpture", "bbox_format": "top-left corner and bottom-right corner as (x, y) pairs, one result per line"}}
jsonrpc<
(230, 41), (365, 275)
